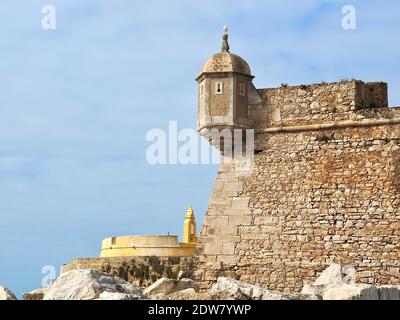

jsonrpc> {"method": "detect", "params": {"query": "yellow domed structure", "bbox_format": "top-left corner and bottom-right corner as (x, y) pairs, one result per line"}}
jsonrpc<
(100, 205), (198, 258)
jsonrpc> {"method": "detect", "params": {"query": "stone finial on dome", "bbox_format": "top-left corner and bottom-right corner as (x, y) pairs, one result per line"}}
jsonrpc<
(221, 26), (230, 53)
(198, 26), (252, 77)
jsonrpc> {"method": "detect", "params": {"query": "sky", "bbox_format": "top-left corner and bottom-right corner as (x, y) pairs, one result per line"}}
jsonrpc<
(0, 0), (399, 297)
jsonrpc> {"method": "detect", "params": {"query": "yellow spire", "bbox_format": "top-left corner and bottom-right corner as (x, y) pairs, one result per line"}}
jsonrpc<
(183, 205), (197, 244)
(185, 205), (195, 220)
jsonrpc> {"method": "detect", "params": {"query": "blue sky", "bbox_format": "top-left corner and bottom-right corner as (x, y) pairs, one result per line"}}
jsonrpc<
(0, 0), (399, 297)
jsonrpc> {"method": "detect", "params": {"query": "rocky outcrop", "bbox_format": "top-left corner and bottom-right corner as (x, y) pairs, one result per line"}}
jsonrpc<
(209, 277), (316, 300)
(144, 277), (198, 298)
(14, 264), (399, 301)
(0, 286), (17, 300)
(43, 269), (143, 300)
(144, 276), (314, 300)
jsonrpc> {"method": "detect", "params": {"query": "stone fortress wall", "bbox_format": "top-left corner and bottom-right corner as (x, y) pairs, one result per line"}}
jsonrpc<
(195, 80), (400, 293)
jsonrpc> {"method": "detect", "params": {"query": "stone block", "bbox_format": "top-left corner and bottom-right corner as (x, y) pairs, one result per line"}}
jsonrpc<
(223, 182), (244, 192)
(232, 197), (250, 207)
(204, 243), (223, 255)
(206, 216), (229, 226)
(229, 215), (252, 226)
(226, 207), (252, 216)
(221, 243), (236, 255)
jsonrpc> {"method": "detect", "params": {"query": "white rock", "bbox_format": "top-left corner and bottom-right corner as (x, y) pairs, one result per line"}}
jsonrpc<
(315, 264), (356, 286)
(144, 277), (198, 297)
(323, 284), (400, 300)
(43, 269), (143, 300)
(0, 286), (17, 300)
(323, 284), (378, 300)
(305, 264), (357, 296)
(301, 283), (316, 296)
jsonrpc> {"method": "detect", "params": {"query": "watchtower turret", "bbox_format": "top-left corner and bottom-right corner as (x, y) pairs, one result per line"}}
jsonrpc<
(196, 27), (255, 139)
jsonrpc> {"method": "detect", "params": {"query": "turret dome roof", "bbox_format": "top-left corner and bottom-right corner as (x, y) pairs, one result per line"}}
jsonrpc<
(200, 52), (251, 76)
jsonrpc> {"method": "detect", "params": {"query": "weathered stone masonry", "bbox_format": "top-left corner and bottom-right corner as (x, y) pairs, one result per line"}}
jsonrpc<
(195, 80), (400, 293)
(61, 256), (194, 287)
